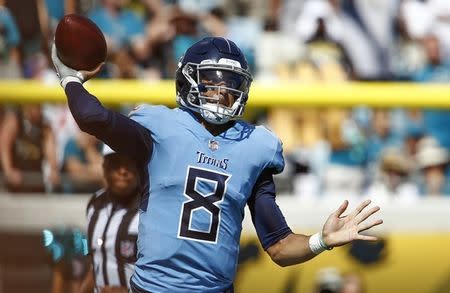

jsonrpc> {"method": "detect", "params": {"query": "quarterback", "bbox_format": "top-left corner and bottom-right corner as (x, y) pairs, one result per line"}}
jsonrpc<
(52, 37), (382, 293)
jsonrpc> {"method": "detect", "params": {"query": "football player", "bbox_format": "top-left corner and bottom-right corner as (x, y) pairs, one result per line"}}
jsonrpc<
(52, 37), (383, 293)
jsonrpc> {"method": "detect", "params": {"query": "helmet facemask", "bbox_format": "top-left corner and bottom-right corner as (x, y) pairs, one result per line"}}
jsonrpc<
(178, 60), (252, 125)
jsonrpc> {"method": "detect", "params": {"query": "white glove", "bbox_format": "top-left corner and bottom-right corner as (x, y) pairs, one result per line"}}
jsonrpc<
(51, 43), (85, 89)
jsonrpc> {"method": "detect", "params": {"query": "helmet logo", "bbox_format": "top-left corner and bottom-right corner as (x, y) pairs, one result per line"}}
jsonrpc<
(185, 65), (194, 74)
(200, 58), (241, 68)
(218, 58), (241, 68)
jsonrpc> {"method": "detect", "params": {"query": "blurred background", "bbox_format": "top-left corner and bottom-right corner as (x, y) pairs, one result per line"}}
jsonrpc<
(0, 0), (450, 292)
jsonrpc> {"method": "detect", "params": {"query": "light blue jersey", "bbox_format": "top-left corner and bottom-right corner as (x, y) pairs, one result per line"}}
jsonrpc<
(129, 105), (284, 292)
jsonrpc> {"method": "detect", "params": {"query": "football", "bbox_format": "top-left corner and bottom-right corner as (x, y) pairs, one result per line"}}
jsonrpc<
(55, 14), (107, 71)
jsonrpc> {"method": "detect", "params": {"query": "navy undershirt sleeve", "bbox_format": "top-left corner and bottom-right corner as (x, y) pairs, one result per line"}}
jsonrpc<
(65, 82), (152, 164)
(247, 169), (293, 250)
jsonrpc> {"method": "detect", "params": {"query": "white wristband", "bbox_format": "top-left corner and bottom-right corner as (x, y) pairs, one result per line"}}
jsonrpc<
(309, 232), (331, 255)
(61, 76), (82, 89)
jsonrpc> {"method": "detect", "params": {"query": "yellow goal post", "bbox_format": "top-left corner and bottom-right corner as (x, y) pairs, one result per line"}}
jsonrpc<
(0, 80), (450, 108)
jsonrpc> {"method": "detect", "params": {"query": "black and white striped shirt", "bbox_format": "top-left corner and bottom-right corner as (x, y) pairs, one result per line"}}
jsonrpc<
(86, 188), (139, 290)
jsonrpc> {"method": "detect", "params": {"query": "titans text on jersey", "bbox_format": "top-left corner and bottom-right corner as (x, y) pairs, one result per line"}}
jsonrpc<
(196, 151), (229, 170)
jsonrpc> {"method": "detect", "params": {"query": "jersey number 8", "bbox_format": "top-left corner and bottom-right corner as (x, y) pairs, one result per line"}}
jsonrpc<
(178, 167), (231, 243)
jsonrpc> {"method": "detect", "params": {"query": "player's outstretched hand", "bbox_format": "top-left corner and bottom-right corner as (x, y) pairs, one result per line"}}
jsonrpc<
(51, 43), (103, 89)
(321, 199), (383, 248)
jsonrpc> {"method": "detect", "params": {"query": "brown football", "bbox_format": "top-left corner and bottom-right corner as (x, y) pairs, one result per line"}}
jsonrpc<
(55, 14), (107, 71)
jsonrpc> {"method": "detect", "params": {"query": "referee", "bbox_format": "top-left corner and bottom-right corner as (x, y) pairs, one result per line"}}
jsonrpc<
(80, 145), (140, 293)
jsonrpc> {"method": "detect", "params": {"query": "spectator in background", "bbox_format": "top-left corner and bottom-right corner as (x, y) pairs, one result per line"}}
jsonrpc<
(289, 147), (323, 200)
(175, 0), (228, 16)
(295, 0), (382, 80)
(426, 0), (450, 61)
(400, 120), (426, 184)
(295, 0), (354, 81)
(414, 34), (450, 82)
(269, 0), (305, 37)
(45, 227), (89, 293)
(366, 148), (419, 204)
(89, 0), (146, 78)
(89, 0), (146, 55)
(403, 120), (425, 160)
(389, 5), (427, 80)
(256, 0), (305, 81)
(170, 5), (226, 64)
(44, 0), (76, 36)
(40, 64), (82, 172)
(341, 272), (365, 293)
(225, 2), (261, 72)
(365, 109), (403, 182)
(313, 267), (342, 293)
(44, 104), (80, 173)
(254, 17), (303, 81)
(6, 0), (51, 63)
(323, 109), (367, 197)
(17, 44), (82, 172)
(89, 0), (174, 79)
(341, 0), (400, 79)
(413, 34), (450, 151)
(170, 6), (199, 63)
(415, 137), (450, 196)
(0, 105), (59, 193)
(78, 0), (102, 15)
(60, 132), (103, 193)
(139, 0), (177, 78)
(0, 0), (21, 78)
(400, 0), (433, 41)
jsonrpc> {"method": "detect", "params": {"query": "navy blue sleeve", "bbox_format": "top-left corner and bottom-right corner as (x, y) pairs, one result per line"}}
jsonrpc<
(65, 82), (152, 164)
(247, 169), (293, 250)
